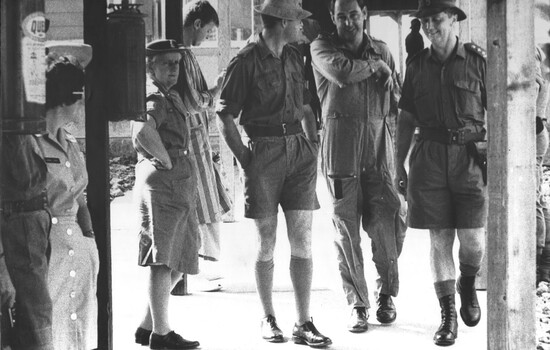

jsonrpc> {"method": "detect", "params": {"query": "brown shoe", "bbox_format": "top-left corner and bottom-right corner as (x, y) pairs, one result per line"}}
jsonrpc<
(347, 307), (368, 333)
(261, 315), (284, 343)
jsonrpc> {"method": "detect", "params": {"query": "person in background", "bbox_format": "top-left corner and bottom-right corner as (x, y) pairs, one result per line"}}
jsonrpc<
(535, 45), (550, 284)
(395, 0), (486, 346)
(40, 43), (99, 350)
(1, 134), (51, 350)
(216, 0), (331, 347)
(132, 39), (200, 350)
(171, 0), (230, 294)
(405, 18), (424, 64)
(311, 0), (407, 333)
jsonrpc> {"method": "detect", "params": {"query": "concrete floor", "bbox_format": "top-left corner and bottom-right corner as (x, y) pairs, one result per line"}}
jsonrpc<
(110, 177), (487, 350)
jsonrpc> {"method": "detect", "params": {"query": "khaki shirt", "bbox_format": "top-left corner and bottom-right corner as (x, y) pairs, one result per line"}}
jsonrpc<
(35, 129), (93, 232)
(216, 34), (309, 126)
(140, 79), (191, 154)
(399, 40), (487, 128)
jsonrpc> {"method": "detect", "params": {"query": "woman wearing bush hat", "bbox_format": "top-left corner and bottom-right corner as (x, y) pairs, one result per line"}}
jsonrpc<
(132, 39), (200, 349)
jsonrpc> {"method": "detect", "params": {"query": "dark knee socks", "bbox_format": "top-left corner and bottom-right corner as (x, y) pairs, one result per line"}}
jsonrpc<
(290, 255), (313, 324)
(255, 259), (275, 316)
(459, 263), (480, 277)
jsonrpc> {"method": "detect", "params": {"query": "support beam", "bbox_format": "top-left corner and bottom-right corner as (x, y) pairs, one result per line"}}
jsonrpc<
(165, 0), (183, 42)
(83, 1), (113, 349)
(217, 0), (235, 222)
(487, 1), (536, 349)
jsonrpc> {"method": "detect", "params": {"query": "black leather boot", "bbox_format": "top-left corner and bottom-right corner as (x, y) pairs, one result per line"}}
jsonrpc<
(540, 249), (550, 283)
(456, 275), (481, 327)
(433, 294), (458, 346)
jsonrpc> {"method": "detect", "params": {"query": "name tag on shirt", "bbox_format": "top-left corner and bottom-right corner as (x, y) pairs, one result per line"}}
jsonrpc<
(45, 157), (61, 164)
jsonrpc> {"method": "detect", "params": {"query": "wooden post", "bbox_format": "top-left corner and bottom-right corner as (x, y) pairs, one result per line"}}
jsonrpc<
(83, 1), (113, 349)
(217, 0), (236, 222)
(165, 0), (183, 42)
(487, 1), (536, 349)
(397, 12), (404, 77)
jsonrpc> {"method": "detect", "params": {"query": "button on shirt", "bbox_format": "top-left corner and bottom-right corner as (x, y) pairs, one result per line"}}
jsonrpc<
(398, 40), (487, 129)
(216, 34), (310, 126)
(35, 130), (88, 218)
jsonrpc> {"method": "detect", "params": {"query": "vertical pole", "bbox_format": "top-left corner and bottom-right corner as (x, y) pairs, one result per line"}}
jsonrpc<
(217, 0), (235, 222)
(487, 0), (536, 349)
(165, 0), (183, 42)
(83, 1), (112, 349)
(397, 12), (404, 77)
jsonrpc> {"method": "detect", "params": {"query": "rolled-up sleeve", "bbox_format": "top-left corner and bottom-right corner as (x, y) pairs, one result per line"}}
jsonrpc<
(311, 36), (377, 87)
(216, 56), (250, 117)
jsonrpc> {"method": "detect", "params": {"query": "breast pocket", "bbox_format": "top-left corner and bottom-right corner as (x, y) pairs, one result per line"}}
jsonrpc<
(256, 71), (281, 105)
(453, 80), (482, 117)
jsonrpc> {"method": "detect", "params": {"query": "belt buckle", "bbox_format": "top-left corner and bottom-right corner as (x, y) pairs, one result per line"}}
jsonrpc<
(448, 129), (464, 144)
(282, 123), (287, 135)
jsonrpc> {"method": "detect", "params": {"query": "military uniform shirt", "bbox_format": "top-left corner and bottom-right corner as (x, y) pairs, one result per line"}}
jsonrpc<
(216, 33), (310, 126)
(399, 40), (486, 129)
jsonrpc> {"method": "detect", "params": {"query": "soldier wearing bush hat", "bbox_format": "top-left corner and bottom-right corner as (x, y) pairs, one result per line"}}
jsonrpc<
(216, 0), (332, 348)
(397, 0), (487, 346)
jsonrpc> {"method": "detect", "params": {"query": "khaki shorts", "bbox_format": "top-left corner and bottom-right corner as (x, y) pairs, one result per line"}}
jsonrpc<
(242, 133), (320, 218)
(407, 140), (487, 229)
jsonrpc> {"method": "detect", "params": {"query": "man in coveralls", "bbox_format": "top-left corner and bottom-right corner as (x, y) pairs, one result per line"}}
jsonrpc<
(216, 0), (331, 347)
(310, 0), (407, 333)
(395, 0), (487, 346)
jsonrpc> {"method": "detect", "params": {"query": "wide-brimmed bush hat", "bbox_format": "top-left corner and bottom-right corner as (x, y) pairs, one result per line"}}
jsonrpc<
(414, 0), (467, 21)
(254, 0), (311, 21)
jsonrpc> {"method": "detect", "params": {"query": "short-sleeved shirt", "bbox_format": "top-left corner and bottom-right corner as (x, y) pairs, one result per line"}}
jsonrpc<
(35, 130), (89, 219)
(140, 79), (191, 153)
(1, 135), (47, 201)
(399, 40), (486, 129)
(216, 33), (309, 126)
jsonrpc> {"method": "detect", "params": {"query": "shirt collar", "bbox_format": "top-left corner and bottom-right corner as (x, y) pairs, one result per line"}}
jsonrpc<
(427, 37), (464, 62)
(255, 33), (279, 60)
(330, 31), (382, 55)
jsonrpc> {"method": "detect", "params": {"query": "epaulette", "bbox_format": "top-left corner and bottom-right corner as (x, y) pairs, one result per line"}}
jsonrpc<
(66, 133), (77, 143)
(464, 42), (487, 59)
(237, 42), (256, 58)
(407, 47), (428, 65)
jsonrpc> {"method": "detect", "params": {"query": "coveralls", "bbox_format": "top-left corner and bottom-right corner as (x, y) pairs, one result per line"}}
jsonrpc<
(35, 128), (99, 350)
(1, 135), (53, 350)
(311, 32), (407, 308)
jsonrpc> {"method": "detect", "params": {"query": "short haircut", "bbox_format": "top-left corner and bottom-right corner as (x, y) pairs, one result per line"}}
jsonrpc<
(46, 58), (85, 110)
(330, 0), (367, 13)
(261, 13), (283, 29)
(182, 0), (219, 28)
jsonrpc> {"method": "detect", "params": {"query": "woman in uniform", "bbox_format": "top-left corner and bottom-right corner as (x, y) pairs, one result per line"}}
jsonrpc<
(40, 44), (99, 350)
(132, 39), (200, 350)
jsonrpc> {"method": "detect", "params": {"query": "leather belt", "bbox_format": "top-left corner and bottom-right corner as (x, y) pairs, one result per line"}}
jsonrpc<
(244, 122), (303, 137)
(2, 193), (48, 215)
(415, 127), (485, 145)
(167, 148), (189, 157)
